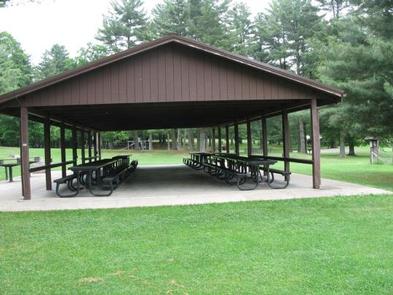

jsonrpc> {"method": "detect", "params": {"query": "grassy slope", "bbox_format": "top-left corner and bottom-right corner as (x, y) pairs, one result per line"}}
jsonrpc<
(1, 146), (392, 191)
(1, 196), (393, 294)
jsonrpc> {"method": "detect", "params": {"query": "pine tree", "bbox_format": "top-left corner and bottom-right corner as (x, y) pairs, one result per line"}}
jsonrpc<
(226, 2), (253, 56)
(252, 0), (321, 76)
(96, 0), (148, 52)
(151, 0), (189, 37)
(35, 44), (75, 80)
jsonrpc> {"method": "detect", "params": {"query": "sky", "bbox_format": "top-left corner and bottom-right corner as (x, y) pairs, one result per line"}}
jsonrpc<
(0, 0), (270, 65)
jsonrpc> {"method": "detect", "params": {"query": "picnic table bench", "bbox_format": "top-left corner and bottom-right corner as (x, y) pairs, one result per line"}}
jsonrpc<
(53, 156), (138, 198)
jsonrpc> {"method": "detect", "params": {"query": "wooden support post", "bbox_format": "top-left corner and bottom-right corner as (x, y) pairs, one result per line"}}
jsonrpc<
(212, 128), (216, 153)
(234, 122), (239, 156)
(310, 98), (321, 189)
(225, 126), (229, 153)
(282, 110), (290, 174)
(98, 132), (102, 160)
(93, 132), (97, 161)
(218, 127), (222, 154)
(88, 130), (92, 163)
(60, 122), (66, 177)
(261, 118), (268, 157)
(72, 126), (77, 166)
(81, 130), (85, 164)
(247, 120), (252, 156)
(20, 106), (31, 200)
(44, 116), (52, 190)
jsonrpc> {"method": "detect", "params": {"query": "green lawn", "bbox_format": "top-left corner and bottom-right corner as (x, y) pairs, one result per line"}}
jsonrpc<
(1, 196), (393, 294)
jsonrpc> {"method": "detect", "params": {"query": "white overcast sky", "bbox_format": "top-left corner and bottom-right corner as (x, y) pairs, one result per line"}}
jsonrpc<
(0, 0), (270, 65)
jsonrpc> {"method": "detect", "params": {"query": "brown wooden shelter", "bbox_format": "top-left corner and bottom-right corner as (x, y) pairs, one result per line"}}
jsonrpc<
(0, 34), (343, 199)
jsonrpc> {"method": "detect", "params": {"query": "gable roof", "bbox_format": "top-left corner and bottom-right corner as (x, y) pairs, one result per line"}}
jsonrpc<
(0, 34), (344, 105)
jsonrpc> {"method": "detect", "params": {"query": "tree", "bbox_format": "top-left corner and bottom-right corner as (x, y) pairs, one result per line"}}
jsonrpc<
(96, 0), (148, 52)
(252, 0), (322, 76)
(75, 42), (109, 66)
(0, 32), (33, 146)
(0, 32), (32, 93)
(188, 0), (230, 49)
(35, 44), (75, 80)
(151, 0), (189, 37)
(226, 2), (253, 56)
(316, 0), (350, 19)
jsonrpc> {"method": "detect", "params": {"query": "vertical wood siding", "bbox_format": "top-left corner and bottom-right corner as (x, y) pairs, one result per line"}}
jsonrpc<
(26, 43), (313, 107)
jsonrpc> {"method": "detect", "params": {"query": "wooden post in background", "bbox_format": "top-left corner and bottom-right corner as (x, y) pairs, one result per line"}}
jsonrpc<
(81, 130), (85, 164)
(212, 128), (216, 153)
(225, 125), (229, 153)
(282, 110), (290, 175)
(218, 127), (222, 154)
(60, 122), (66, 177)
(44, 116), (52, 190)
(72, 126), (78, 166)
(247, 120), (252, 156)
(93, 132), (97, 161)
(234, 122), (239, 156)
(98, 132), (102, 160)
(311, 98), (321, 189)
(20, 106), (31, 199)
(261, 118), (268, 157)
(88, 130), (92, 163)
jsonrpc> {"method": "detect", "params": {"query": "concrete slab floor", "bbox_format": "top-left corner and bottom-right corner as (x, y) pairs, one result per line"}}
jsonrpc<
(0, 165), (391, 212)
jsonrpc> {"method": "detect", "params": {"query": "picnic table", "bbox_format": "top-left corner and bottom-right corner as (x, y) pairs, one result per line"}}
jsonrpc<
(184, 152), (290, 190)
(0, 158), (39, 182)
(54, 156), (138, 197)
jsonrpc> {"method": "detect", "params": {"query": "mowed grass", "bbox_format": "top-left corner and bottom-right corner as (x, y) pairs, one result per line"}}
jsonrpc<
(1, 146), (393, 191)
(1, 196), (393, 294)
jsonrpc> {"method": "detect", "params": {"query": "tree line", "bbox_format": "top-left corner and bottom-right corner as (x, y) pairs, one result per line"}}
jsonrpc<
(0, 0), (392, 155)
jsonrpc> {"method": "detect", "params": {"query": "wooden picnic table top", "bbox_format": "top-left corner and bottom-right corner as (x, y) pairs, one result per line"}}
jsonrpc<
(212, 154), (277, 166)
(69, 159), (117, 172)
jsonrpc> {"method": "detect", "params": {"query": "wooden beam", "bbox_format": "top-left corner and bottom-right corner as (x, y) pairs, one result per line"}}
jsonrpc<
(88, 130), (92, 163)
(234, 122), (239, 156)
(225, 125), (229, 153)
(261, 118), (268, 157)
(44, 116), (52, 190)
(72, 126), (78, 166)
(81, 130), (85, 164)
(20, 106), (31, 200)
(247, 120), (252, 156)
(218, 127), (222, 154)
(60, 122), (66, 177)
(310, 98), (321, 189)
(282, 110), (290, 175)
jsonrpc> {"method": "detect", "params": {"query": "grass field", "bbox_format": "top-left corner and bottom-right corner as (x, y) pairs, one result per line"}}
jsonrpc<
(1, 196), (393, 294)
(1, 145), (393, 191)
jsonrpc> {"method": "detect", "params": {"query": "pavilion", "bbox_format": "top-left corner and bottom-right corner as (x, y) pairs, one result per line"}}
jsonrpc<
(0, 34), (343, 200)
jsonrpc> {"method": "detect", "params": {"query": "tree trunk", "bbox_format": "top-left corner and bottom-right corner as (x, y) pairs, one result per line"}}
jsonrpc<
(133, 131), (140, 150)
(187, 129), (193, 150)
(339, 131), (346, 158)
(298, 119), (306, 153)
(348, 142), (356, 156)
(171, 129), (178, 150)
(148, 134), (153, 150)
(199, 129), (207, 152)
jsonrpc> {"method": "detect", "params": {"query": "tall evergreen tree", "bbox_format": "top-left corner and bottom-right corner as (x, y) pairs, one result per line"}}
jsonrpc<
(252, 0), (321, 76)
(151, 0), (189, 37)
(96, 0), (148, 52)
(36, 44), (75, 80)
(226, 2), (253, 56)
